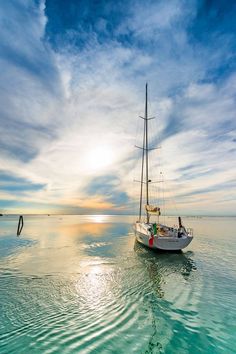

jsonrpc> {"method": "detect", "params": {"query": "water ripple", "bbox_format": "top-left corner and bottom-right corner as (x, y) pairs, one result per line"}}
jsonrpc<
(1, 216), (236, 353)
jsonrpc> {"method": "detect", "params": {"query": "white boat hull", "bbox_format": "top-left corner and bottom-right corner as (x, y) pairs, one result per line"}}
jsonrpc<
(135, 222), (193, 251)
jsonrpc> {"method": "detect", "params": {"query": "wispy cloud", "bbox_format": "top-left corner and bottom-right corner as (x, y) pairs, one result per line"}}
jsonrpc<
(0, 0), (235, 215)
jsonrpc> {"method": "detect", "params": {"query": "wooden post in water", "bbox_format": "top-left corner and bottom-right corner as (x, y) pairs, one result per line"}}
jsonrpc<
(17, 215), (24, 236)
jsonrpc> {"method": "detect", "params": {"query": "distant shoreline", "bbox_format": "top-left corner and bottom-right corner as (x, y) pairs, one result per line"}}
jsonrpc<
(1, 214), (235, 218)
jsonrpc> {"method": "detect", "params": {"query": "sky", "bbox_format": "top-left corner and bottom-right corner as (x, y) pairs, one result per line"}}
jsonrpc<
(0, 0), (236, 216)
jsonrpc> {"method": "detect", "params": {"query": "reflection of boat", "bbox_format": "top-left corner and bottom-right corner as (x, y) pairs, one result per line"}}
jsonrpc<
(134, 84), (193, 251)
(134, 240), (197, 296)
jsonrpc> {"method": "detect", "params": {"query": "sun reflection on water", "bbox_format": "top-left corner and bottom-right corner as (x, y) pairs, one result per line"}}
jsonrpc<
(89, 215), (109, 223)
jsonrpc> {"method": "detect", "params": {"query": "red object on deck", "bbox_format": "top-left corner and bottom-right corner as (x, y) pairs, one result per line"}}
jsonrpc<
(149, 234), (154, 247)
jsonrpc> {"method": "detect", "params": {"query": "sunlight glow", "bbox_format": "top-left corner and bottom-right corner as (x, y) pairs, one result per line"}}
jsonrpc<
(90, 215), (108, 223)
(87, 146), (114, 171)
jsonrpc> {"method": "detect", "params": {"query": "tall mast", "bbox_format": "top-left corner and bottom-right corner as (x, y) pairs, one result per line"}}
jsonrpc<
(138, 115), (145, 222)
(145, 83), (149, 223)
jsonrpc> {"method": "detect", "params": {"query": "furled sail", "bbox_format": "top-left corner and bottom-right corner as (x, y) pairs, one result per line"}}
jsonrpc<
(145, 205), (161, 215)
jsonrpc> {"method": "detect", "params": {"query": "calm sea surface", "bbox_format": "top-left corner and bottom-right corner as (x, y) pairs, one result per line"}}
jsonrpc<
(0, 215), (236, 354)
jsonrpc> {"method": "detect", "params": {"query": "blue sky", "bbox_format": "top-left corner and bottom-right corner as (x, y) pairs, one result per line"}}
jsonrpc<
(0, 0), (236, 215)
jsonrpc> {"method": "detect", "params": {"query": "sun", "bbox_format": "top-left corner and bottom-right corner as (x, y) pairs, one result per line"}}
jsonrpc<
(87, 146), (114, 171)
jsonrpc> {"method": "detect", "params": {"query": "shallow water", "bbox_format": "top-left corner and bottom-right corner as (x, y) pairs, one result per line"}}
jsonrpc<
(0, 215), (236, 353)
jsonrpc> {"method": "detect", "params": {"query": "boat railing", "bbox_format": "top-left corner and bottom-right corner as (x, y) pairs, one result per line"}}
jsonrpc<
(186, 227), (193, 236)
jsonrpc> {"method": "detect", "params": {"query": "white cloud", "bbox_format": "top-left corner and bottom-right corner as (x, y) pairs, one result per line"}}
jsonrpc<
(0, 0), (235, 215)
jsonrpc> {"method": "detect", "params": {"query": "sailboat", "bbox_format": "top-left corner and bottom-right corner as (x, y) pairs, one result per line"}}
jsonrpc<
(134, 84), (193, 251)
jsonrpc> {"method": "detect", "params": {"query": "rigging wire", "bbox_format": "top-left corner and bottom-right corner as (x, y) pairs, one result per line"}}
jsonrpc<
(133, 86), (181, 226)
(133, 103), (147, 221)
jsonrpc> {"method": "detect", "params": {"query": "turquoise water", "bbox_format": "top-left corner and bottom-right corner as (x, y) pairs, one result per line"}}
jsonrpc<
(0, 215), (236, 354)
